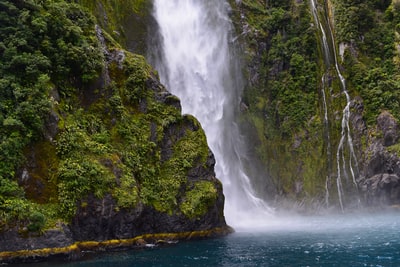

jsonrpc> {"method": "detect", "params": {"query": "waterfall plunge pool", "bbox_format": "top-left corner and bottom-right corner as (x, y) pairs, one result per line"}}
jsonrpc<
(20, 212), (400, 267)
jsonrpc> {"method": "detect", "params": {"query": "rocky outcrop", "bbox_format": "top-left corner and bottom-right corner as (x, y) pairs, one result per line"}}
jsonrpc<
(377, 111), (399, 147)
(71, 186), (226, 242)
(359, 111), (400, 206)
(0, 225), (73, 253)
(360, 173), (400, 206)
(0, 50), (229, 262)
(0, 2), (230, 263)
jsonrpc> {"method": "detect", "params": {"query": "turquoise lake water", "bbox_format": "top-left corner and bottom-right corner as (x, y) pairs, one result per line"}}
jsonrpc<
(20, 212), (400, 267)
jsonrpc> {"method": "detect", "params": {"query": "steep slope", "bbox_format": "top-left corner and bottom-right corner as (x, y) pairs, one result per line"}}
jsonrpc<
(0, 0), (229, 263)
(228, 0), (400, 211)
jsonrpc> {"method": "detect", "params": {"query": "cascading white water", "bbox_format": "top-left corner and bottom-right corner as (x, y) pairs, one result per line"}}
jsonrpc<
(328, 10), (360, 210)
(310, 0), (359, 210)
(151, 0), (273, 228)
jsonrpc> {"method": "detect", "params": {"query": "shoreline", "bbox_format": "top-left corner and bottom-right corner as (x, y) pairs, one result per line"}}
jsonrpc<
(0, 226), (233, 264)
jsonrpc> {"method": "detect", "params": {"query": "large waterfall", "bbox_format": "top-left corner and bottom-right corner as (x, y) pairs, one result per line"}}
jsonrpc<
(150, 0), (272, 228)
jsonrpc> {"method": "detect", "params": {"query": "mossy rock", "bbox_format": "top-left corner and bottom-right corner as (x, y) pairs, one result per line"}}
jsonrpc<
(180, 181), (218, 219)
(0, 0), (226, 238)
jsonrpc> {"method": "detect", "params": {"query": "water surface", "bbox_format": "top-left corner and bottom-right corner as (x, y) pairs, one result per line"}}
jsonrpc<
(21, 212), (400, 267)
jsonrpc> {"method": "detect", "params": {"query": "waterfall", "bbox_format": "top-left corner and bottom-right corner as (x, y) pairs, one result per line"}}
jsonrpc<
(310, 0), (359, 210)
(150, 0), (272, 228)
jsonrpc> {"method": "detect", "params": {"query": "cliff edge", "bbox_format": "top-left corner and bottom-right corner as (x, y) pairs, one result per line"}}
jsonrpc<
(0, 1), (230, 263)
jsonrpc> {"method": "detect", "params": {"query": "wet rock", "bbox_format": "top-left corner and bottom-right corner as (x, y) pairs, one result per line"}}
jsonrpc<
(71, 185), (226, 242)
(160, 115), (200, 162)
(360, 173), (400, 206)
(0, 224), (73, 252)
(71, 194), (145, 241)
(359, 111), (400, 206)
(377, 111), (399, 147)
(187, 151), (216, 181)
(0, 5), (229, 265)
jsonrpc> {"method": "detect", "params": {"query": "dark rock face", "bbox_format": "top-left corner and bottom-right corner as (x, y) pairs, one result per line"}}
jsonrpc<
(360, 173), (400, 206)
(159, 116), (198, 163)
(377, 111), (399, 147)
(0, 224), (73, 252)
(71, 182), (226, 242)
(350, 96), (367, 150)
(359, 111), (400, 206)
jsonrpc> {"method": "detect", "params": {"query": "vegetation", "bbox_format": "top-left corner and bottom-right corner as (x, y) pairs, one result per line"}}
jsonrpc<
(4, 0), (398, 230)
(236, 0), (318, 137)
(229, 0), (325, 203)
(0, 0), (103, 231)
(77, 0), (153, 53)
(0, 0), (217, 234)
(229, 0), (400, 206)
(180, 181), (218, 219)
(335, 0), (400, 124)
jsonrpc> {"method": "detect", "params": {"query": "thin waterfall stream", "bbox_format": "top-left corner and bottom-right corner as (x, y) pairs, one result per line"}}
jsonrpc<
(150, 0), (273, 228)
(310, 0), (359, 210)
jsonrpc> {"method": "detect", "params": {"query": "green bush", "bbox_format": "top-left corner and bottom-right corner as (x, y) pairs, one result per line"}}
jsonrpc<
(180, 181), (218, 219)
(27, 211), (46, 232)
(0, 0), (103, 179)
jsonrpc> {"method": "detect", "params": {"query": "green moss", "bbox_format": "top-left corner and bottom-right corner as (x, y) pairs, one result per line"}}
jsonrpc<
(173, 116), (209, 166)
(23, 141), (59, 204)
(27, 211), (46, 232)
(112, 171), (140, 209)
(77, 0), (152, 52)
(0, 0), (104, 226)
(180, 181), (218, 219)
(0, 0), (219, 233)
(121, 54), (152, 105)
(140, 117), (209, 214)
(57, 156), (115, 218)
(387, 143), (400, 156)
(230, 0), (398, 206)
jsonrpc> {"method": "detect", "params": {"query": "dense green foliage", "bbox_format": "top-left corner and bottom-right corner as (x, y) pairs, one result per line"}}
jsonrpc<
(231, 0), (400, 206)
(237, 0), (318, 137)
(0, 0), (217, 233)
(335, 0), (400, 124)
(0, 0), (102, 177)
(0, 0), (103, 231)
(181, 181), (218, 219)
(230, 0), (325, 202)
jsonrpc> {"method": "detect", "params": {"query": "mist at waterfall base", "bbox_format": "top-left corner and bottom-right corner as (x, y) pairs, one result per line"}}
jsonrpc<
(21, 213), (400, 267)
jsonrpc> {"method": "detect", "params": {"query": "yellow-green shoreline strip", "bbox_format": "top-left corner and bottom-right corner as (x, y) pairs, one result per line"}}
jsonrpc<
(0, 226), (233, 263)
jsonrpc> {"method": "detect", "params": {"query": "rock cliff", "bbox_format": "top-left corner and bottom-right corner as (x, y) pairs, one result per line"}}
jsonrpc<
(228, 0), (400, 211)
(0, 1), (229, 263)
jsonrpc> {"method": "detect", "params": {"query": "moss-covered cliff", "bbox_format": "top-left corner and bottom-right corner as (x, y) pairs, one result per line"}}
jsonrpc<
(0, 0), (229, 262)
(76, 0), (153, 54)
(228, 0), (400, 211)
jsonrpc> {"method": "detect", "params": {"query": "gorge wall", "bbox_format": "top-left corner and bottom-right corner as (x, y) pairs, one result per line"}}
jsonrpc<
(228, 0), (400, 211)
